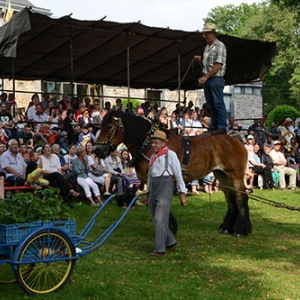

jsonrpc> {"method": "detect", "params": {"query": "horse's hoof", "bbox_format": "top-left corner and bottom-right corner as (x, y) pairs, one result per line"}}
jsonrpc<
(219, 228), (229, 234)
(233, 232), (243, 238)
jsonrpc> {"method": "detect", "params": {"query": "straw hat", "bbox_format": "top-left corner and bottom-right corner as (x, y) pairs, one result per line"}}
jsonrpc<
(151, 130), (168, 142)
(273, 140), (281, 145)
(201, 23), (217, 33)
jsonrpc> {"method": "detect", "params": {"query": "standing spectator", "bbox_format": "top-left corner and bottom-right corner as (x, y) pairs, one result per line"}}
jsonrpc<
(72, 147), (103, 206)
(194, 23), (227, 135)
(0, 139), (27, 186)
(144, 130), (187, 257)
(26, 93), (40, 121)
(269, 140), (297, 190)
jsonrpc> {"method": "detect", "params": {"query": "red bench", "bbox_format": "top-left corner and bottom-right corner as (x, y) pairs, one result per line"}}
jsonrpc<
(4, 182), (34, 192)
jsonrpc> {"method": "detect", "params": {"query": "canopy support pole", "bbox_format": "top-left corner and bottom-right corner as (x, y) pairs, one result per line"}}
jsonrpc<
(70, 27), (74, 99)
(177, 41), (181, 122)
(127, 32), (131, 108)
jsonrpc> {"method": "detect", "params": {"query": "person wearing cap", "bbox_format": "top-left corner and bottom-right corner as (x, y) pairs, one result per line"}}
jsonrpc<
(194, 23), (227, 136)
(59, 131), (69, 154)
(244, 134), (255, 151)
(269, 140), (297, 190)
(144, 130), (187, 257)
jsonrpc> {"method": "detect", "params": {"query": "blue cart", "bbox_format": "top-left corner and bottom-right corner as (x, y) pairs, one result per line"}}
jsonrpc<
(0, 194), (140, 295)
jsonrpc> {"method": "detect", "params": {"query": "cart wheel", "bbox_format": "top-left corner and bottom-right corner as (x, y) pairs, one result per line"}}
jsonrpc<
(14, 228), (76, 295)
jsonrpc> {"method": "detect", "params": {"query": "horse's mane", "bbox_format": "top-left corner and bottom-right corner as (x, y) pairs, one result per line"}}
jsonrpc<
(121, 112), (152, 143)
(101, 110), (152, 145)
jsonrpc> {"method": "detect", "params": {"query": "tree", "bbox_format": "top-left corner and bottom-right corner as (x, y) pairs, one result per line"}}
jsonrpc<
(204, 1), (300, 114)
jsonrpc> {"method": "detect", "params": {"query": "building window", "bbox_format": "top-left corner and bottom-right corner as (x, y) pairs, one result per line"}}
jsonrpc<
(234, 86), (242, 94)
(245, 87), (253, 95)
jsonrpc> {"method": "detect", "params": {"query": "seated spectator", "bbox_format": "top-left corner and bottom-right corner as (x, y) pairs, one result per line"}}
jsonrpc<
(85, 142), (112, 196)
(0, 102), (14, 139)
(26, 93), (40, 121)
(201, 116), (210, 132)
(159, 107), (170, 130)
(189, 112), (202, 136)
(77, 124), (96, 147)
(120, 149), (141, 187)
(269, 140), (297, 190)
(26, 151), (49, 189)
(78, 108), (93, 129)
(245, 166), (254, 193)
(34, 123), (51, 147)
(0, 139), (27, 186)
(63, 109), (78, 145)
(104, 149), (124, 196)
(244, 134), (255, 151)
(64, 144), (77, 167)
(72, 147), (103, 206)
(31, 104), (50, 132)
(0, 142), (6, 198)
(19, 143), (30, 164)
(169, 112), (181, 133)
(227, 124), (246, 144)
(17, 125), (34, 148)
(51, 144), (76, 185)
(180, 112), (192, 135)
(59, 131), (69, 154)
(0, 122), (8, 144)
(38, 143), (79, 203)
(203, 172), (216, 194)
(248, 143), (274, 190)
(262, 144), (280, 188)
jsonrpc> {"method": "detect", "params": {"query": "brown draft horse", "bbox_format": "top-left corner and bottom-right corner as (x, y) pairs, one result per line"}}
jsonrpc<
(94, 108), (252, 236)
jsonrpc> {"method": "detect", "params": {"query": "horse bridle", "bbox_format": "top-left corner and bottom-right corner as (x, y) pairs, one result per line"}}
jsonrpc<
(94, 116), (123, 149)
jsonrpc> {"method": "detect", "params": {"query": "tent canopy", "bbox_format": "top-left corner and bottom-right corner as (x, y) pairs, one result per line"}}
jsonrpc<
(0, 8), (277, 91)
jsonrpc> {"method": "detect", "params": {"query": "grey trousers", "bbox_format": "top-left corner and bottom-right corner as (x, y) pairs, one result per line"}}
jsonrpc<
(148, 176), (176, 253)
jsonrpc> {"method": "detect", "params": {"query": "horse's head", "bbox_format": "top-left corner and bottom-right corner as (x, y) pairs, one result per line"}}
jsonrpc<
(93, 108), (125, 158)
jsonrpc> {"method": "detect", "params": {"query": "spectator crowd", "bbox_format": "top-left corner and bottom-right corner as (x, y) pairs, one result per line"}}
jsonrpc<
(0, 92), (299, 204)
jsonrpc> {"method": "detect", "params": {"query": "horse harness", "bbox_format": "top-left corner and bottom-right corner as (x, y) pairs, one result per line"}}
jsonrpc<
(95, 115), (192, 173)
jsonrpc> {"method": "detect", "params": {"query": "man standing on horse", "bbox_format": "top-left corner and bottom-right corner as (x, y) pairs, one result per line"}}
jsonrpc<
(194, 23), (227, 135)
(144, 130), (187, 257)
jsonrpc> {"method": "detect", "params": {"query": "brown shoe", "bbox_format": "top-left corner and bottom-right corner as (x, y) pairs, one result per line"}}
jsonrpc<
(149, 252), (165, 257)
(166, 243), (178, 251)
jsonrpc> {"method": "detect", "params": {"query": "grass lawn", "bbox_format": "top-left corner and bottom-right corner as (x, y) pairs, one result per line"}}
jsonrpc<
(1, 188), (300, 299)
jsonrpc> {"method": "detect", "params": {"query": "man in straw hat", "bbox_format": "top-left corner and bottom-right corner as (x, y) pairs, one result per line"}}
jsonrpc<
(144, 130), (187, 257)
(194, 23), (227, 135)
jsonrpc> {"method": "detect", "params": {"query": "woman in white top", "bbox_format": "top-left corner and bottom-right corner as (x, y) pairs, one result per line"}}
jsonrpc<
(85, 142), (112, 195)
(39, 143), (79, 201)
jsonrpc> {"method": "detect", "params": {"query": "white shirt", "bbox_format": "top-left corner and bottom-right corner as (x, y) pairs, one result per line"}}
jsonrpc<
(269, 149), (286, 165)
(147, 149), (187, 194)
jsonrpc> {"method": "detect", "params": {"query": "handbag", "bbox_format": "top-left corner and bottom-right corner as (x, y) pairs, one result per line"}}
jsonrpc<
(91, 164), (106, 176)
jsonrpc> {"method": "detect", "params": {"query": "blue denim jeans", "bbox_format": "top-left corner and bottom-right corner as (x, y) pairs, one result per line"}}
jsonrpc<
(203, 77), (226, 129)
